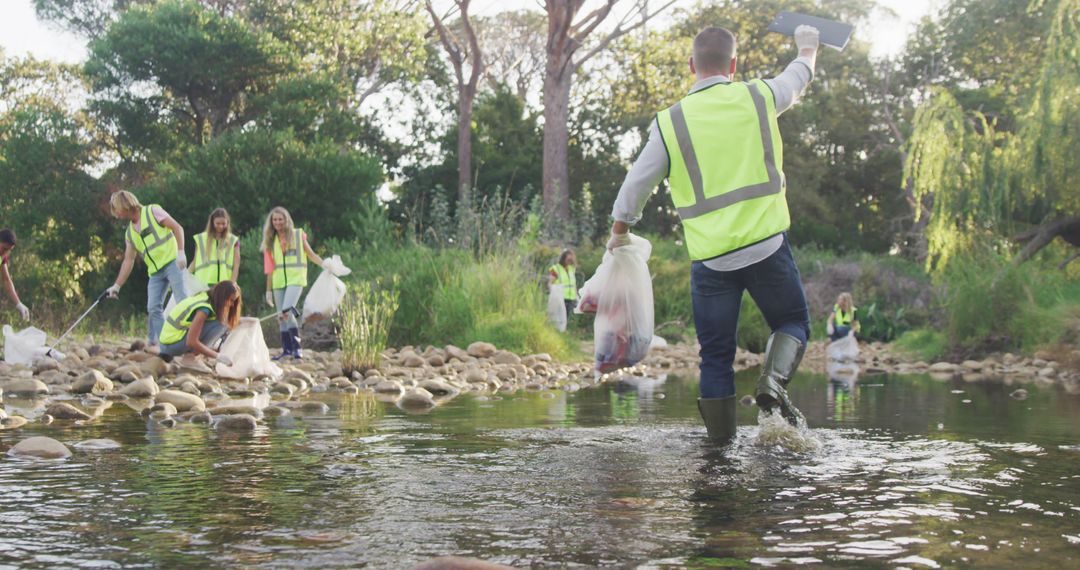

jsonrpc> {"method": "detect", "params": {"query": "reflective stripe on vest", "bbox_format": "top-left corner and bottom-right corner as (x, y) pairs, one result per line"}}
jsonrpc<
(160, 291), (215, 345)
(657, 79), (790, 261)
(126, 204), (177, 275)
(834, 305), (856, 327)
(271, 229), (308, 289)
(192, 232), (238, 286)
(550, 264), (577, 300)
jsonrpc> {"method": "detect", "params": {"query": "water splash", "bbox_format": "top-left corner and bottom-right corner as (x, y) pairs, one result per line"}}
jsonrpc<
(754, 410), (822, 453)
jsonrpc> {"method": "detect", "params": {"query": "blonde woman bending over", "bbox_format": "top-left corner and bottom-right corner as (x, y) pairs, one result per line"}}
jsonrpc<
(261, 207), (322, 360)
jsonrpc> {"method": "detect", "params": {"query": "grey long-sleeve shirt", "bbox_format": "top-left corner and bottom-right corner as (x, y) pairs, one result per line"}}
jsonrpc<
(611, 55), (815, 271)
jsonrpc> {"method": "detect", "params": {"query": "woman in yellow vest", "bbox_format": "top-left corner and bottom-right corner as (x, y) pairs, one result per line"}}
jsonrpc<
(261, 207), (323, 360)
(547, 249), (579, 321)
(158, 280), (242, 367)
(190, 208), (240, 286)
(826, 292), (860, 342)
(105, 191), (188, 350)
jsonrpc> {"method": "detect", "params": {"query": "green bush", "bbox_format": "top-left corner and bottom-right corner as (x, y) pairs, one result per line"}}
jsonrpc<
(894, 328), (948, 361)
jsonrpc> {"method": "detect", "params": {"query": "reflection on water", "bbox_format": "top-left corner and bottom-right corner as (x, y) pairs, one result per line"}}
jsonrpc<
(2, 367), (1080, 568)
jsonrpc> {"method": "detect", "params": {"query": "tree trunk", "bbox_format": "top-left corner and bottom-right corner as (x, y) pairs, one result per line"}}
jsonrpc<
(457, 91), (474, 208)
(1012, 215), (1080, 266)
(542, 65), (572, 223)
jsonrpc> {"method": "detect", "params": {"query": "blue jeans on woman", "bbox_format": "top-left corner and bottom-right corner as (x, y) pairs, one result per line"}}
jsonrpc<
(691, 236), (811, 399)
(160, 320), (226, 357)
(147, 262), (188, 346)
(830, 325), (852, 342)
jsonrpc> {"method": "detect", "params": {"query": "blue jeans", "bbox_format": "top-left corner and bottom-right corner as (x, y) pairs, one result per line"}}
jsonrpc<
(830, 325), (852, 342)
(691, 236), (811, 398)
(160, 320), (226, 357)
(147, 262), (188, 346)
(274, 286), (303, 332)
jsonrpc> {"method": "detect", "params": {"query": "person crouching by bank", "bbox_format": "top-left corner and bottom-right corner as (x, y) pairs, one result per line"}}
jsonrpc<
(105, 191), (188, 351)
(158, 280), (241, 368)
(0, 229), (30, 322)
(260, 207), (323, 360)
(548, 249), (579, 321)
(826, 292), (859, 341)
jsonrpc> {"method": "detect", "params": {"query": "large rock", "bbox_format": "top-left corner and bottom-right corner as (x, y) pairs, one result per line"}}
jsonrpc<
(45, 403), (92, 421)
(399, 387), (436, 407)
(411, 557), (514, 570)
(119, 376), (160, 398)
(8, 436), (72, 459)
(492, 351), (521, 365)
(445, 345), (470, 362)
(155, 389), (206, 412)
(1, 378), (49, 397)
(467, 342), (496, 358)
(70, 370), (114, 394)
(214, 414), (258, 431)
(419, 378), (458, 397)
(73, 439), (122, 450)
(139, 357), (169, 377)
(403, 354), (426, 368)
(928, 362), (957, 373)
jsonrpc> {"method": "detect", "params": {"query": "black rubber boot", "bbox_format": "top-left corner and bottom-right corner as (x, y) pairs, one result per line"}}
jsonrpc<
(289, 327), (302, 359)
(272, 331), (291, 361)
(754, 332), (808, 426)
(698, 396), (737, 444)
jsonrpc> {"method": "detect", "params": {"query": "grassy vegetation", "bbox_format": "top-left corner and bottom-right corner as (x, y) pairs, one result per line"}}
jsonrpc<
(338, 280), (400, 373)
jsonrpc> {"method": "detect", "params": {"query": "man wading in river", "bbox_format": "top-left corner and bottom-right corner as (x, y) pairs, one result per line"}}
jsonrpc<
(607, 25), (821, 443)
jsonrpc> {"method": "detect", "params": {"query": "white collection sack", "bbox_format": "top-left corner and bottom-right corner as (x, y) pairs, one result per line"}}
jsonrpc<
(302, 255), (351, 323)
(2, 325), (52, 365)
(214, 317), (283, 380)
(547, 285), (567, 332)
(576, 234), (655, 373)
(827, 332), (860, 362)
(164, 272), (210, 316)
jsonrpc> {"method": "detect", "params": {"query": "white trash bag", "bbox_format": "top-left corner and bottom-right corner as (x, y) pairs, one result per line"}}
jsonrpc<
(576, 234), (655, 374)
(547, 285), (567, 332)
(214, 317), (282, 380)
(302, 255), (351, 323)
(3, 325), (52, 365)
(164, 272), (210, 316)
(827, 332), (860, 362)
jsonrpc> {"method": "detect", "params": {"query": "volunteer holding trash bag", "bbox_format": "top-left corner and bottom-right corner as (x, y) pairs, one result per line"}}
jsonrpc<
(0, 229), (30, 321)
(190, 208), (240, 286)
(261, 207), (323, 360)
(548, 249), (579, 323)
(607, 25), (821, 442)
(826, 292), (859, 341)
(158, 280), (241, 367)
(105, 191), (188, 350)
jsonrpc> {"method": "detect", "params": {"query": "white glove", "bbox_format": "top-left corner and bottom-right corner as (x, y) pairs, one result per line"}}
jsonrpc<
(175, 251), (187, 270)
(795, 25), (820, 51)
(216, 354), (233, 367)
(15, 302), (29, 321)
(106, 284), (121, 299)
(265, 291), (275, 307)
(606, 231), (632, 251)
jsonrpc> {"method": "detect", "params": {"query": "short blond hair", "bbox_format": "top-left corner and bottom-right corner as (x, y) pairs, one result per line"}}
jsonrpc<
(109, 190), (142, 217)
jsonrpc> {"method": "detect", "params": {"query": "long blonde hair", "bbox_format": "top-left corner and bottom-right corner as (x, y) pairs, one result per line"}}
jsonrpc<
(261, 207), (296, 252)
(205, 208), (232, 242)
(836, 292), (855, 312)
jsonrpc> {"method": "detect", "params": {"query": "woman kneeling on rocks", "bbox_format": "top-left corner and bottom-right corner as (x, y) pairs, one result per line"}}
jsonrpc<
(159, 280), (242, 368)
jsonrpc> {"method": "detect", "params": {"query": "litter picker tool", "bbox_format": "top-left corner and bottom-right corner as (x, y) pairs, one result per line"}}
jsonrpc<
(46, 289), (109, 358)
(767, 11), (854, 51)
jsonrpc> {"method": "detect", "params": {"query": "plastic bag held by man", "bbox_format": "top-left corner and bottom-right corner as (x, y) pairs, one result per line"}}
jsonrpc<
(3, 325), (55, 365)
(547, 284), (567, 332)
(576, 234), (655, 373)
(214, 317), (283, 379)
(302, 255), (351, 323)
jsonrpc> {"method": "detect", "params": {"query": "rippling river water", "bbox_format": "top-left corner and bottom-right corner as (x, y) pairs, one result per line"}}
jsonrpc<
(1, 368), (1079, 568)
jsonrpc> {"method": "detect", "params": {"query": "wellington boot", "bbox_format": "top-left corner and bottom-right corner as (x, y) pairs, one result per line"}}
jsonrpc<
(754, 331), (807, 426)
(289, 327), (302, 359)
(272, 331), (291, 361)
(698, 396), (737, 444)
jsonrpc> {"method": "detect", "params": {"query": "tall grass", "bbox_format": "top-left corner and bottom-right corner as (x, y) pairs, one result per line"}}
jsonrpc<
(339, 280), (400, 373)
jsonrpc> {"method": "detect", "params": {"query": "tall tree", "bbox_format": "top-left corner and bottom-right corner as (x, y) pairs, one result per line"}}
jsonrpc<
(541, 0), (674, 224)
(425, 0), (484, 212)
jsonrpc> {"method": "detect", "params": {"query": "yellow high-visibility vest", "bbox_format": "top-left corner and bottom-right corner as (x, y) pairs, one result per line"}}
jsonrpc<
(126, 204), (178, 275)
(160, 291), (215, 345)
(192, 231), (238, 286)
(271, 229), (308, 289)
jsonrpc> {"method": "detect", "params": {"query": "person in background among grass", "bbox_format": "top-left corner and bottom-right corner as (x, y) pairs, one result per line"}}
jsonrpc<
(261, 207), (323, 360)
(548, 249), (579, 322)
(0, 229), (30, 322)
(191, 208), (241, 287)
(105, 191), (188, 351)
(826, 292), (859, 342)
(158, 280), (241, 369)
(607, 25), (822, 442)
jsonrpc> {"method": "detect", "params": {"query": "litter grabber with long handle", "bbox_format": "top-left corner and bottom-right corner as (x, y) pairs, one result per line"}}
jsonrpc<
(46, 289), (110, 358)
